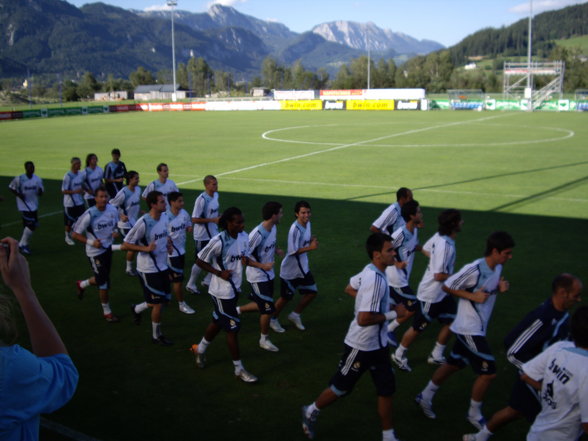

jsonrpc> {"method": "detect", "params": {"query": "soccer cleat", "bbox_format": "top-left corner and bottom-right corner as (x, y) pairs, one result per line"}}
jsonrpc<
(462, 435), (478, 441)
(467, 415), (486, 431)
(179, 303), (196, 314)
(288, 312), (306, 331)
(65, 235), (75, 246)
(125, 268), (137, 277)
(301, 405), (318, 440)
(391, 353), (412, 372)
(190, 344), (206, 368)
(427, 353), (446, 365)
(235, 368), (258, 383)
(130, 304), (142, 325)
(269, 318), (286, 333)
(185, 284), (200, 295)
(387, 330), (399, 347)
(75, 280), (85, 300)
(104, 313), (120, 323)
(415, 393), (436, 419)
(19, 245), (31, 255)
(259, 338), (279, 352)
(152, 335), (173, 346)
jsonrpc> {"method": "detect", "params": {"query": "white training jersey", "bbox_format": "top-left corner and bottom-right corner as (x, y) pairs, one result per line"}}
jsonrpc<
(62, 170), (85, 207)
(72, 204), (118, 257)
(344, 264), (391, 351)
(385, 226), (419, 288)
(9, 174), (44, 212)
(82, 166), (104, 201)
(109, 186), (141, 230)
(167, 208), (191, 257)
(524, 341), (588, 441)
(417, 233), (456, 303)
(141, 179), (179, 208)
(280, 220), (312, 280)
(446, 258), (503, 336)
(246, 223), (277, 283)
(371, 202), (405, 235)
(124, 213), (170, 273)
(191, 191), (220, 241)
(197, 231), (250, 299)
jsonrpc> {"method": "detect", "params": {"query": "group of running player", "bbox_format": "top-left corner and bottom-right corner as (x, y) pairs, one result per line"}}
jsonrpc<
(7, 159), (586, 441)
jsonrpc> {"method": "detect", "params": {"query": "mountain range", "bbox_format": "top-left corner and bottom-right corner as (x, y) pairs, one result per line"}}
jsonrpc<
(0, 0), (443, 79)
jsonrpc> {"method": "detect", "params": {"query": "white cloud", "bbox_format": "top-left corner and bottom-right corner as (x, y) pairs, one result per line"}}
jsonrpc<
(509, 0), (588, 15)
(207, 0), (247, 7)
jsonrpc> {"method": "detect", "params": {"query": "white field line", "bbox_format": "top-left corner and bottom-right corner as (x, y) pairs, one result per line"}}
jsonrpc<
(220, 176), (588, 203)
(1, 210), (62, 228)
(176, 113), (511, 186)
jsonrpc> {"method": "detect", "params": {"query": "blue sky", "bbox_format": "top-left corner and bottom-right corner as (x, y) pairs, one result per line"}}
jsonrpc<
(65, 0), (588, 46)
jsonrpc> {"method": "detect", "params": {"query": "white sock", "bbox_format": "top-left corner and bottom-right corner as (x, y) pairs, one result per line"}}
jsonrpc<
(233, 359), (244, 373)
(469, 399), (483, 418)
(152, 322), (161, 339)
(134, 302), (149, 314)
(126, 260), (133, 270)
(236, 306), (241, 315)
(432, 342), (446, 359)
(421, 380), (439, 403)
(476, 425), (493, 441)
(65, 231), (70, 239)
(198, 337), (210, 354)
(187, 264), (200, 286)
(289, 311), (301, 318)
(80, 279), (91, 289)
(20, 227), (33, 246)
(111, 244), (121, 251)
(203, 272), (211, 286)
(260, 333), (269, 341)
(395, 344), (408, 359)
(388, 319), (400, 332)
(101, 303), (112, 315)
(382, 429), (398, 441)
(306, 402), (320, 417)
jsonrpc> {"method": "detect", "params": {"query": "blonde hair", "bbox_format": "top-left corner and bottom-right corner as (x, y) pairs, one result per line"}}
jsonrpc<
(0, 294), (17, 345)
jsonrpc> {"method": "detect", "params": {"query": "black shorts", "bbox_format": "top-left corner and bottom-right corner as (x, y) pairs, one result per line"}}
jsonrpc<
(507, 375), (541, 421)
(329, 344), (396, 397)
(411, 296), (456, 332)
(88, 248), (112, 289)
(21, 210), (39, 230)
(168, 254), (185, 283)
(138, 270), (171, 304)
(248, 280), (275, 315)
(447, 334), (496, 375)
(211, 296), (240, 332)
(280, 272), (318, 300)
(64, 205), (85, 227)
(390, 286), (418, 311)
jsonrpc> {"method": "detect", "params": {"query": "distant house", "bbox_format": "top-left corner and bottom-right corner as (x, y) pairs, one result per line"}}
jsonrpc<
(94, 91), (129, 101)
(250, 87), (271, 97)
(134, 84), (187, 101)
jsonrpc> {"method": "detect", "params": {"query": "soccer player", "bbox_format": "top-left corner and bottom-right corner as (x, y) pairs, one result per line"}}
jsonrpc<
(71, 187), (120, 322)
(141, 163), (178, 209)
(238, 201), (284, 352)
(109, 171), (142, 276)
(370, 187), (413, 235)
(62, 157), (85, 246)
(463, 273), (583, 441)
(166, 191), (195, 314)
(386, 199), (424, 359)
(392, 209), (462, 371)
(8, 161), (44, 255)
(301, 233), (403, 441)
(271, 200), (318, 332)
(521, 305), (588, 441)
(82, 153), (104, 207)
(186, 175), (220, 294)
(190, 207), (272, 383)
(124, 191), (174, 346)
(103, 148), (127, 199)
(415, 231), (514, 430)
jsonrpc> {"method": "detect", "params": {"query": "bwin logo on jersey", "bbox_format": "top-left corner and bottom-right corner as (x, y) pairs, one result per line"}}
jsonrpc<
(264, 243), (276, 253)
(171, 224), (185, 233)
(154, 232), (167, 240)
(24, 185), (38, 191)
(229, 253), (245, 262)
(96, 220), (115, 230)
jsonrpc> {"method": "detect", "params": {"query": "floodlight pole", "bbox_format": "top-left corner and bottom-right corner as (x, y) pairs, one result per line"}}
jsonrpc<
(167, 0), (178, 102)
(366, 35), (371, 90)
(527, 0), (533, 111)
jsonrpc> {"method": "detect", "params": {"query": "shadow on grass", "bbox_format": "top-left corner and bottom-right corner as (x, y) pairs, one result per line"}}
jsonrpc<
(1, 177), (586, 441)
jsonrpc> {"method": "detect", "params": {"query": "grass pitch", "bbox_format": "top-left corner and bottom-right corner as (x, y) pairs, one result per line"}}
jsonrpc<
(0, 110), (587, 441)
